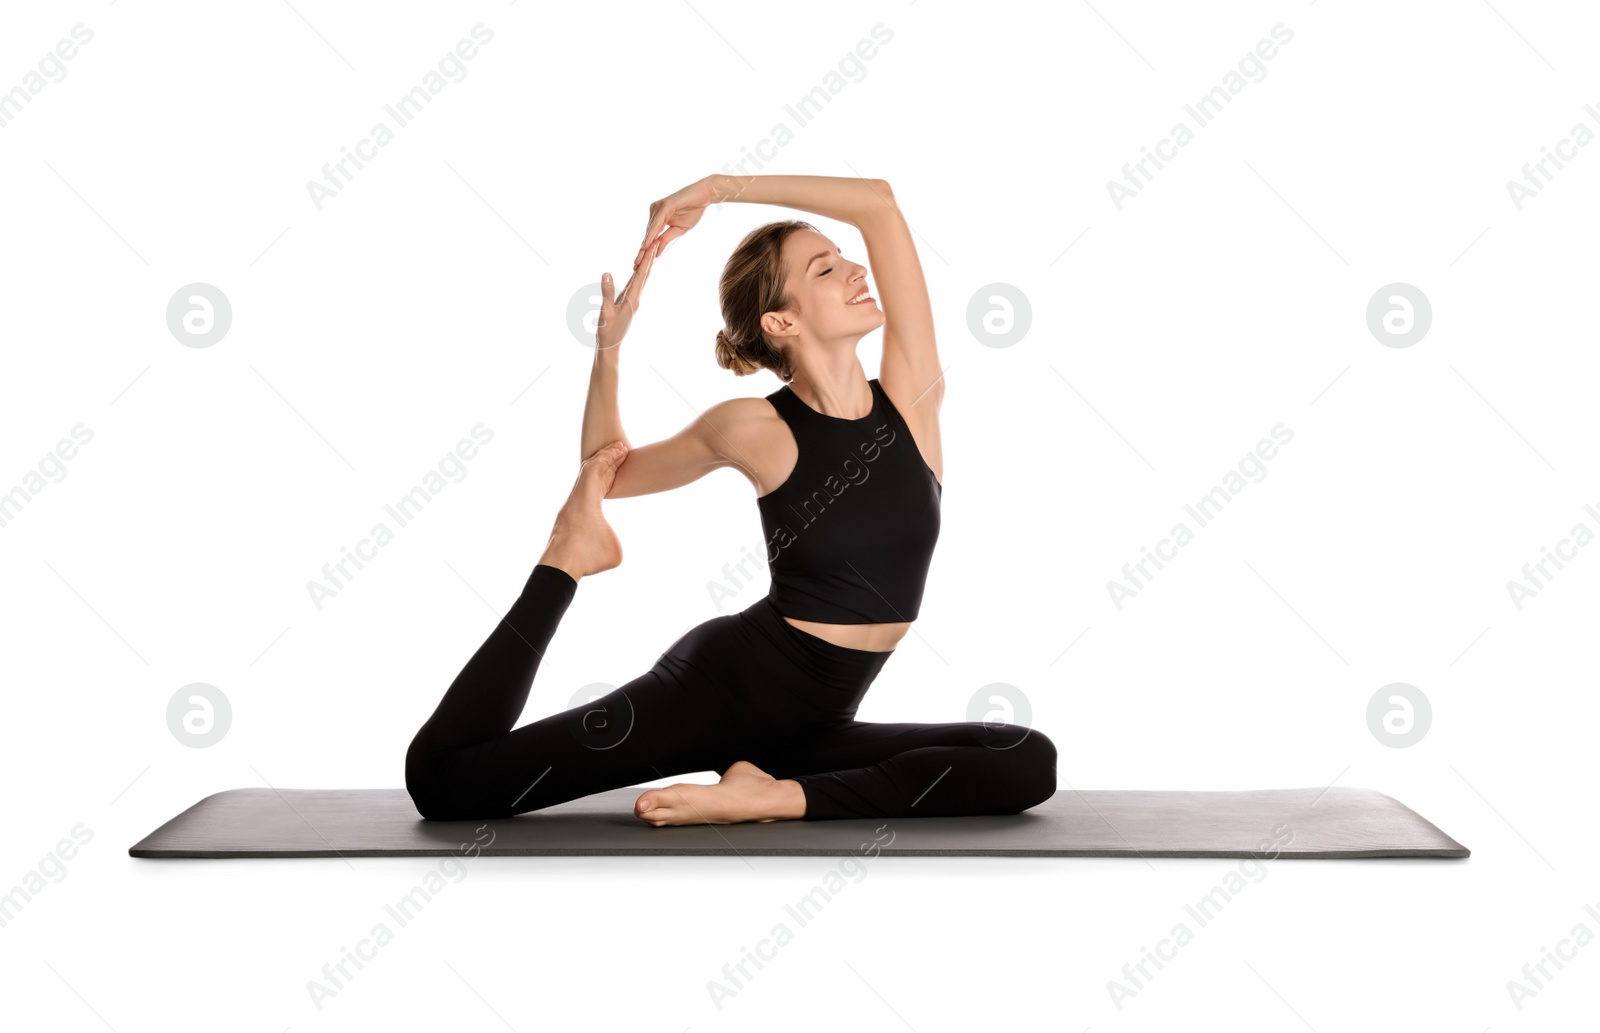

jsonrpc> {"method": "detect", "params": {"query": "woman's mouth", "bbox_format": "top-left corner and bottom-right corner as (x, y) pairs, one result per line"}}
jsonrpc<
(847, 287), (874, 305)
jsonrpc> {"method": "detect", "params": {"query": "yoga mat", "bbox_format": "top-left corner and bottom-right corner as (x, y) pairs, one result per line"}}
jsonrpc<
(129, 786), (1468, 859)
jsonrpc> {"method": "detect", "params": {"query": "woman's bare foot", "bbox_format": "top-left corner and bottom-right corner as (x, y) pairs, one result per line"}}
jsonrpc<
(634, 760), (807, 825)
(539, 441), (627, 582)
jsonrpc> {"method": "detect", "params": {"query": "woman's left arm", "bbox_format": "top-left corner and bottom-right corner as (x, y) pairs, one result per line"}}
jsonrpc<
(700, 174), (944, 415)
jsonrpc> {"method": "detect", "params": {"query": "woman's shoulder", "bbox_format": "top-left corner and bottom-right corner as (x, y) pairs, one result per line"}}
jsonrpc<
(702, 393), (798, 496)
(695, 392), (791, 452)
(707, 392), (785, 428)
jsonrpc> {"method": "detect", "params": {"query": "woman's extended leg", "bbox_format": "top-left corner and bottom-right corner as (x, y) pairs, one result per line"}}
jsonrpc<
(406, 628), (759, 821)
(404, 441), (754, 821)
(406, 442), (627, 762)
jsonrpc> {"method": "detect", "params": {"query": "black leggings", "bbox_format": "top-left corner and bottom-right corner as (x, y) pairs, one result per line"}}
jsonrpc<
(405, 563), (1057, 822)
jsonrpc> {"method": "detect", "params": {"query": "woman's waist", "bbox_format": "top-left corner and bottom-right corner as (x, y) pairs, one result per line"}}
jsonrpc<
(780, 614), (907, 653)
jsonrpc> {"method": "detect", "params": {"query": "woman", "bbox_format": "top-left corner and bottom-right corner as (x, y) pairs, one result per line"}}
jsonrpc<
(405, 174), (1057, 825)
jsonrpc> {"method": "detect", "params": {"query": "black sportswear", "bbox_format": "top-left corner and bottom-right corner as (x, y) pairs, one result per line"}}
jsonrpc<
(406, 564), (1056, 821)
(756, 377), (941, 624)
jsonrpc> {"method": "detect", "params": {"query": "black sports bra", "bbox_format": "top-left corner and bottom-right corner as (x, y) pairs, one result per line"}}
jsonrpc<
(755, 377), (942, 624)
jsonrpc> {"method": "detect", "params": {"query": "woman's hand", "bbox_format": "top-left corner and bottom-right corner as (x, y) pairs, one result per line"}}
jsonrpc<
(596, 243), (656, 351)
(633, 176), (718, 271)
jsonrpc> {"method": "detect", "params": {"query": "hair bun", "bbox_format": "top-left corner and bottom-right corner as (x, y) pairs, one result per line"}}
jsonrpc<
(714, 327), (746, 374)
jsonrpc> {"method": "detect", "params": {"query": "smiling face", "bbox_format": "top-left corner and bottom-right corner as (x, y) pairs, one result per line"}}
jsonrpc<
(760, 228), (885, 351)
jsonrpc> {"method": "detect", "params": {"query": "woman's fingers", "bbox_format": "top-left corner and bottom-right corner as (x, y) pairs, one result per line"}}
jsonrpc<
(622, 265), (648, 307)
(654, 225), (686, 256)
(637, 203), (666, 265)
(635, 227), (668, 270)
(636, 221), (683, 269)
(617, 242), (655, 307)
(632, 242), (657, 295)
(637, 227), (665, 268)
(601, 257), (648, 346)
(634, 180), (715, 267)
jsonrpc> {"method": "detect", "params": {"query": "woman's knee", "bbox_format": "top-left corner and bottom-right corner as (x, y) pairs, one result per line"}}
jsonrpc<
(1004, 727), (1058, 812)
(405, 769), (446, 821)
(405, 744), (464, 821)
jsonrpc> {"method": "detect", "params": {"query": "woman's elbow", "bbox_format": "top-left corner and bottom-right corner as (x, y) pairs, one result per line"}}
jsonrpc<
(603, 456), (638, 499)
(858, 179), (900, 225)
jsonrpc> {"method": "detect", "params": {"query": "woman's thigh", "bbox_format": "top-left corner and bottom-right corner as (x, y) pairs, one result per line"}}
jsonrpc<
(736, 719), (1037, 777)
(409, 656), (746, 820)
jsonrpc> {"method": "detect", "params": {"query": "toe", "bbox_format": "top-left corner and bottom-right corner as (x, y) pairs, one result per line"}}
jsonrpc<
(637, 787), (684, 824)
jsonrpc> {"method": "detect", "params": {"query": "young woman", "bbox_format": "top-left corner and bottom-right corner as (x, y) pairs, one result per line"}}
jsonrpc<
(405, 174), (1057, 825)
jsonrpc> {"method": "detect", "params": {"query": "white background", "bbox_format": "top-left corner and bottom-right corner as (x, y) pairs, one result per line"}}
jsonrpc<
(2, 0), (1596, 1029)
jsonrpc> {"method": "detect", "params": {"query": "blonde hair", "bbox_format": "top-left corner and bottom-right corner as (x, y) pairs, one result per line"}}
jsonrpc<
(713, 219), (813, 380)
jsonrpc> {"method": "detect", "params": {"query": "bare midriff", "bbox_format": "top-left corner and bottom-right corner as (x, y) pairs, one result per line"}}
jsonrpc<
(782, 615), (910, 653)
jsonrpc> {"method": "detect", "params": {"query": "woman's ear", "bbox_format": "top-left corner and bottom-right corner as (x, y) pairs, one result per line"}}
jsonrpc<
(761, 310), (797, 340)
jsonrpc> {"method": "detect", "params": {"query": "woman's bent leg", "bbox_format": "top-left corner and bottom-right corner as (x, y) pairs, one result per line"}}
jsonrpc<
(688, 596), (1060, 822)
(744, 721), (1059, 821)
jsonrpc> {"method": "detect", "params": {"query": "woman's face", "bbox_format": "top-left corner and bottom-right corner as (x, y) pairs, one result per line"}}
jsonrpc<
(762, 229), (885, 347)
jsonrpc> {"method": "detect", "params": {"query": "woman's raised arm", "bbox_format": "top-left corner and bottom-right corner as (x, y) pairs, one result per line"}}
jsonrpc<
(579, 243), (659, 461)
(639, 174), (943, 418)
(633, 175), (889, 269)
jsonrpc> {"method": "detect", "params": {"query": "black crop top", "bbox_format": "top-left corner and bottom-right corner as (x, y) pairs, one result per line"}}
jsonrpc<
(756, 377), (942, 624)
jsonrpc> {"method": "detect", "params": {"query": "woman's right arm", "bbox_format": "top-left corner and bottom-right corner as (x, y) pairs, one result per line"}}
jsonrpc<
(586, 203), (781, 498)
(579, 336), (629, 461)
(579, 243), (659, 461)
(603, 399), (757, 500)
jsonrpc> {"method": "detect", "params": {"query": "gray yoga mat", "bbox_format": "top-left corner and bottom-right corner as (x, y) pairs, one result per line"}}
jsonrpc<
(129, 786), (1468, 859)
